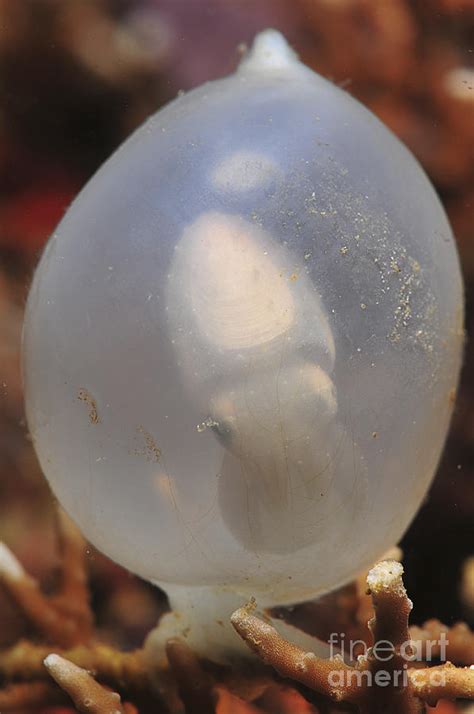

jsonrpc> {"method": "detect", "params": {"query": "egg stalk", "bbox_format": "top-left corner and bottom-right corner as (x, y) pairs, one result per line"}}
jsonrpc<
(144, 582), (330, 664)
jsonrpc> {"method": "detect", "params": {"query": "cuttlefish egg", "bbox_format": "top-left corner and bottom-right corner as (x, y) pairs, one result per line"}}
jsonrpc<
(22, 29), (463, 605)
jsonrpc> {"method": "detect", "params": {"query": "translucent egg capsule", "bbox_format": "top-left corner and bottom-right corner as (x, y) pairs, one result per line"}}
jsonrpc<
(23, 30), (463, 606)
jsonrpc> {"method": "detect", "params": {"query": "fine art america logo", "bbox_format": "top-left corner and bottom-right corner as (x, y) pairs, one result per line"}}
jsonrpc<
(327, 632), (449, 687)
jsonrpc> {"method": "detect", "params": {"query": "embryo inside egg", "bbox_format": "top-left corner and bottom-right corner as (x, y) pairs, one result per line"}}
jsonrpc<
(166, 209), (348, 554)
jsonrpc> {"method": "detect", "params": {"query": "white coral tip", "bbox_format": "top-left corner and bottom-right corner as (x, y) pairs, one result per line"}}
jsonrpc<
(44, 653), (79, 681)
(0, 542), (26, 580)
(44, 653), (62, 669)
(367, 560), (405, 594)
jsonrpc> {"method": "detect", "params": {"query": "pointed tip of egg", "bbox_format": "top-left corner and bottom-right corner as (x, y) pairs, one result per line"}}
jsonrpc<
(238, 29), (300, 74)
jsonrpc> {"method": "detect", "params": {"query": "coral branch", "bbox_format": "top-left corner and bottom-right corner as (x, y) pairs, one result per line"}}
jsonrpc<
(44, 653), (131, 714)
(0, 541), (80, 647)
(366, 560), (412, 649)
(409, 662), (474, 704)
(410, 619), (474, 666)
(49, 509), (94, 636)
(0, 640), (150, 691)
(365, 560), (422, 714)
(232, 560), (474, 714)
(0, 510), (93, 647)
(2, 529), (474, 714)
(231, 600), (360, 704)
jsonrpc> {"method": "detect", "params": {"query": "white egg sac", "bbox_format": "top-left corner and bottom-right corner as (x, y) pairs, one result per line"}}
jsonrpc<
(23, 30), (463, 605)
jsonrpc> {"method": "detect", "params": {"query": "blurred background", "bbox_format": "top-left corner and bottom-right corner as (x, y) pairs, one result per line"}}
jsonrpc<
(0, 0), (473, 652)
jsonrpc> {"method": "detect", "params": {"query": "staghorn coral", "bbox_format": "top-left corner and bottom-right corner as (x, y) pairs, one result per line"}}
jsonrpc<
(231, 561), (474, 714)
(0, 654), (139, 713)
(44, 653), (137, 714)
(0, 509), (93, 647)
(0, 519), (474, 713)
